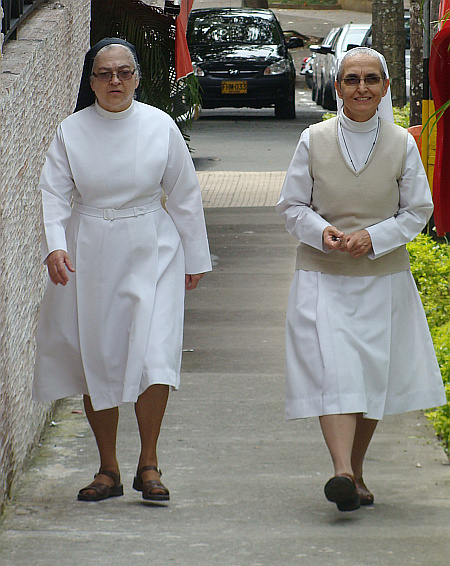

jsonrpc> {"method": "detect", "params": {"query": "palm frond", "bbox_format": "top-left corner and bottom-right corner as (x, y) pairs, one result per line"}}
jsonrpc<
(91, 0), (201, 134)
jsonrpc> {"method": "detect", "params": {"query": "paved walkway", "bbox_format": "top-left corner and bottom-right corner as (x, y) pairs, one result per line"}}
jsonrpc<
(198, 171), (285, 207)
(1, 203), (449, 565)
(1, 5), (449, 565)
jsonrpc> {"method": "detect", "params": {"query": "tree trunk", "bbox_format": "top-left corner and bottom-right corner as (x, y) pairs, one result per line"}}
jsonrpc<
(372, 0), (406, 108)
(409, 0), (423, 125)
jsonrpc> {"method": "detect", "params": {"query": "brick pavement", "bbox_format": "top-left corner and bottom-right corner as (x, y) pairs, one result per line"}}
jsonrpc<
(198, 171), (285, 208)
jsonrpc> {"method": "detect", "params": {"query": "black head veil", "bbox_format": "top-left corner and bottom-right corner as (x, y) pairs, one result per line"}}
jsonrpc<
(74, 38), (141, 113)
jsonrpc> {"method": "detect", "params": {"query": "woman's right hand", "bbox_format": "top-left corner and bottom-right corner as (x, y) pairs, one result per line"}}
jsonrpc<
(323, 226), (346, 251)
(46, 250), (75, 286)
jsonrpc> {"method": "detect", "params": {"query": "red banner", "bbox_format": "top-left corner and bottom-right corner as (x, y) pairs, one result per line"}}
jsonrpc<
(175, 0), (194, 80)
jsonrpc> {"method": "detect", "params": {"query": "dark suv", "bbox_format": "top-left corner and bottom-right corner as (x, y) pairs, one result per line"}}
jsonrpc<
(187, 8), (303, 118)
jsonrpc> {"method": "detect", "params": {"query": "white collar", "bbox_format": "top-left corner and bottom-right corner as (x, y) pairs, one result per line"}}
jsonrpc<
(94, 100), (136, 120)
(339, 110), (380, 133)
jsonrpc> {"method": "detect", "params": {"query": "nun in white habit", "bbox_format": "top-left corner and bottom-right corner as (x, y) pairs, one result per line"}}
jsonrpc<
(276, 47), (446, 512)
(33, 38), (212, 502)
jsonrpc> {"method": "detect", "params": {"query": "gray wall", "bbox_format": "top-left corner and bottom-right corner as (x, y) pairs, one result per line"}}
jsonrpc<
(0, 0), (90, 512)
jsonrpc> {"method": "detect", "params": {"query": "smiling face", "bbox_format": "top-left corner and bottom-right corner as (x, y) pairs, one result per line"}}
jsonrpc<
(90, 45), (139, 112)
(335, 54), (389, 122)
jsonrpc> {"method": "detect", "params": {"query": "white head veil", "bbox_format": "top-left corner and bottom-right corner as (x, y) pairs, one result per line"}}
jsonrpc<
(335, 47), (394, 122)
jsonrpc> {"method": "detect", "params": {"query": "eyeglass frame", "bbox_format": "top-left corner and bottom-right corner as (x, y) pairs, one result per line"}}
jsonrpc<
(91, 69), (136, 82)
(340, 75), (384, 88)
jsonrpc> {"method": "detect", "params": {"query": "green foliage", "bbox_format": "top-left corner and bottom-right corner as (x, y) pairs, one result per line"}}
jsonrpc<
(426, 326), (450, 455)
(407, 234), (450, 455)
(407, 234), (450, 328)
(90, 0), (201, 135)
(392, 103), (410, 128)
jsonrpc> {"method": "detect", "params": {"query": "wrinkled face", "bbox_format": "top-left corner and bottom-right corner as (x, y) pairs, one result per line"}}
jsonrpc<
(90, 45), (139, 112)
(335, 54), (389, 122)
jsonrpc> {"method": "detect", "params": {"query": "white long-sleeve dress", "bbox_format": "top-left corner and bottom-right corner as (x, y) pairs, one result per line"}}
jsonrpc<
(276, 112), (446, 421)
(33, 101), (212, 411)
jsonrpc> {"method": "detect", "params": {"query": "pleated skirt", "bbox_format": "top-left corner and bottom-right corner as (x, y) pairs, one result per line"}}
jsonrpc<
(285, 270), (446, 420)
(33, 206), (185, 411)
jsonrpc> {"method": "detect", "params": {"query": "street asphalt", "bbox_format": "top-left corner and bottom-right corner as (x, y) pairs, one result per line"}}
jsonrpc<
(1, 3), (449, 566)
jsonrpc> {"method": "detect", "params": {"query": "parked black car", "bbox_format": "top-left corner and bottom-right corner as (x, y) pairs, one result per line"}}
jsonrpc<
(187, 8), (303, 118)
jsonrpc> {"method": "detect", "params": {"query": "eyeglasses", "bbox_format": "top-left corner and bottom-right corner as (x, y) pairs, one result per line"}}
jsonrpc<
(92, 69), (136, 82)
(342, 75), (383, 87)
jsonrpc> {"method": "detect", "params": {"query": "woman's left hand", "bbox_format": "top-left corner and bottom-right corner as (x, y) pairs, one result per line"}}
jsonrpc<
(185, 273), (205, 290)
(346, 230), (373, 258)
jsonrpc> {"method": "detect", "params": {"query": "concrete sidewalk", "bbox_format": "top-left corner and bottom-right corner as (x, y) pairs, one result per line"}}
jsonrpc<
(1, 202), (449, 565)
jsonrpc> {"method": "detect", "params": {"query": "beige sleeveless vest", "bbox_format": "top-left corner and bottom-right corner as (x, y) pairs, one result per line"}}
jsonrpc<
(295, 117), (410, 276)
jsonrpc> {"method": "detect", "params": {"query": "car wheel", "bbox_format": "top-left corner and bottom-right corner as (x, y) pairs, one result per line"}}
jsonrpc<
(311, 82), (317, 101)
(305, 74), (313, 89)
(322, 80), (337, 111)
(275, 90), (296, 119)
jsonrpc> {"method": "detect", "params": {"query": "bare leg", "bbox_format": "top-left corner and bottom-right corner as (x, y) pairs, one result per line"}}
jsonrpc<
(134, 384), (169, 490)
(351, 414), (378, 480)
(83, 394), (120, 490)
(319, 413), (357, 476)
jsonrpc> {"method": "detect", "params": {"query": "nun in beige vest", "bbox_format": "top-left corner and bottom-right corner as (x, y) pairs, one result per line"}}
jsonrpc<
(276, 47), (446, 512)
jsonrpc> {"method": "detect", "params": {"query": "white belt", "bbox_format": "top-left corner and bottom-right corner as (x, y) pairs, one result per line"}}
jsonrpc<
(73, 201), (162, 221)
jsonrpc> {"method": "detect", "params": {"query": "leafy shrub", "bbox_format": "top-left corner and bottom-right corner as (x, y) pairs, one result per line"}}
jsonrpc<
(392, 103), (410, 128)
(407, 234), (450, 455)
(407, 234), (450, 328)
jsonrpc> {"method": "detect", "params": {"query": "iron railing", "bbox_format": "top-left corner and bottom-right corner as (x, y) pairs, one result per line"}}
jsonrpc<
(2, 0), (47, 42)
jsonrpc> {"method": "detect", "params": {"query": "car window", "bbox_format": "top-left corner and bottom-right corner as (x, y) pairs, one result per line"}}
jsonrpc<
(187, 15), (282, 45)
(342, 28), (369, 51)
(330, 28), (342, 50)
(324, 28), (339, 47)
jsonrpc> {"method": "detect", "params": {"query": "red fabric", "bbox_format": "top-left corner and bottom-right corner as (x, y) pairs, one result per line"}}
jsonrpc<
(175, 0), (194, 80)
(439, 0), (450, 29)
(429, 2), (450, 235)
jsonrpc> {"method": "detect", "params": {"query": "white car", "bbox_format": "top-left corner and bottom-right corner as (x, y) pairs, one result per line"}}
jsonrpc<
(318, 23), (372, 111)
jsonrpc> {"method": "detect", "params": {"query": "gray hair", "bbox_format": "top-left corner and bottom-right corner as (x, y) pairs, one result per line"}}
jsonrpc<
(336, 47), (386, 83)
(91, 44), (141, 79)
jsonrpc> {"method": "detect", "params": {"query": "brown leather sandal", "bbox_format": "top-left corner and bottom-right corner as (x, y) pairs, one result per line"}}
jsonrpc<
(133, 465), (170, 502)
(78, 470), (124, 502)
(355, 477), (374, 505)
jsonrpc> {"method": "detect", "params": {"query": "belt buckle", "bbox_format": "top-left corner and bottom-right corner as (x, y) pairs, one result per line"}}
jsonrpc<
(103, 208), (115, 221)
(134, 206), (147, 217)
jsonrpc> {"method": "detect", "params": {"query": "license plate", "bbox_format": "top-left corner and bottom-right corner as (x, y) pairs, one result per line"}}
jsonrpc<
(221, 81), (247, 94)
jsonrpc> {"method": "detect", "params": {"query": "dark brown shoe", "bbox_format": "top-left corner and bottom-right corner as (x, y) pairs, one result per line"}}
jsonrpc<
(324, 473), (361, 512)
(78, 470), (123, 502)
(355, 477), (374, 505)
(133, 465), (170, 502)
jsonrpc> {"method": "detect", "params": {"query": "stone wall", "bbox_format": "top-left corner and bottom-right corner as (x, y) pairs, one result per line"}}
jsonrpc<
(1, 3), (4, 50)
(0, 0), (90, 512)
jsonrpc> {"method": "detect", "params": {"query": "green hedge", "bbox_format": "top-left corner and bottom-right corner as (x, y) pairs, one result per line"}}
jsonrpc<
(408, 235), (450, 455)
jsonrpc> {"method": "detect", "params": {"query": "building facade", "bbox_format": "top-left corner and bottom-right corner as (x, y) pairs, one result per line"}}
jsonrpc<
(0, 0), (90, 512)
